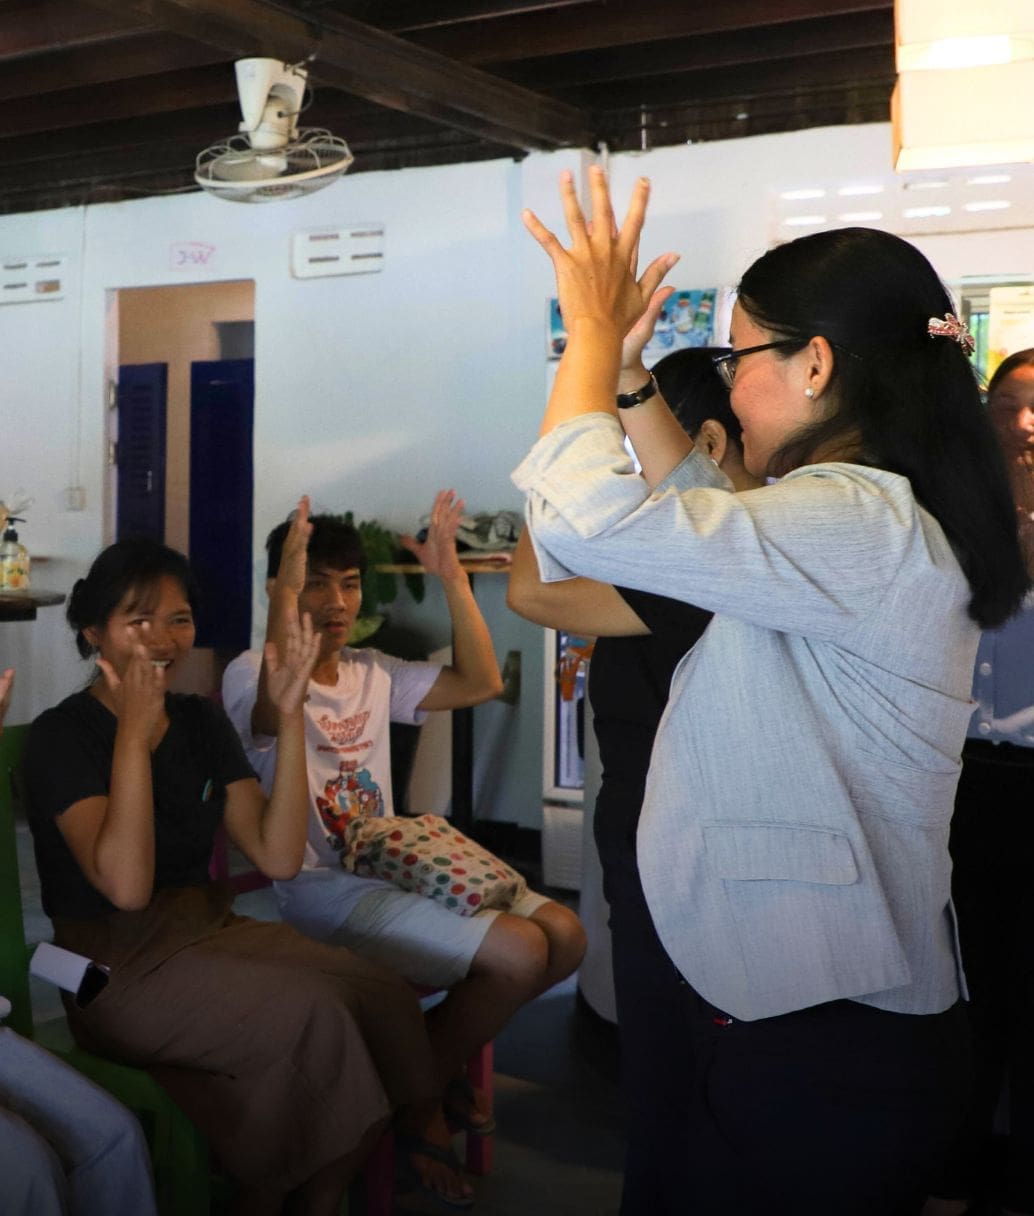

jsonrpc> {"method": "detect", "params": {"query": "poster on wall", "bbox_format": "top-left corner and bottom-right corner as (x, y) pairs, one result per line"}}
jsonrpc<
(547, 287), (724, 365)
(988, 286), (1034, 380)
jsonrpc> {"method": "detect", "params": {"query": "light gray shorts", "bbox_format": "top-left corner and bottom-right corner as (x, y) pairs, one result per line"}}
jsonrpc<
(330, 886), (551, 989)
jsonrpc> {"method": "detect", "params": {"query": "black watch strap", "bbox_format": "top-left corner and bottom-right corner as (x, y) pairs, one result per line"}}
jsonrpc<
(616, 373), (658, 409)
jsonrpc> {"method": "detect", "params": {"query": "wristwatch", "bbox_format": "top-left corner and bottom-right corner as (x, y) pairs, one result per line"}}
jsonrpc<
(616, 373), (658, 409)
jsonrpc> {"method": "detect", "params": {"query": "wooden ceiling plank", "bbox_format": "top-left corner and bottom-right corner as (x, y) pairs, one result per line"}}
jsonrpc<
(377, 0), (595, 33)
(570, 46), (894, 112)
(0, 63), (238, 139)
(502, 11), (893, 90)
(407, 0), (893, 64)
(82, 0), (593, 148)
(0, 31), (227, 101)
(0, 0), (152, 59)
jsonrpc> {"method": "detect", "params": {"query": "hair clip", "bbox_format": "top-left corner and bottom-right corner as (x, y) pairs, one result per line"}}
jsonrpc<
(927, 313), (975, 356)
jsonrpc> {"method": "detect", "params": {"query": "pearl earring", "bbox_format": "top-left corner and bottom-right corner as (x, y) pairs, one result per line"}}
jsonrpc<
(804, 388), (815, 399)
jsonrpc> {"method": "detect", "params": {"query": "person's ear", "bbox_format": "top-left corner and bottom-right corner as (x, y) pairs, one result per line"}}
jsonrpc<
(264, 578), (275, 599)
(696, 419), (729, 466)
(804, 336), (836, 400)
(82, 626), (100, 652)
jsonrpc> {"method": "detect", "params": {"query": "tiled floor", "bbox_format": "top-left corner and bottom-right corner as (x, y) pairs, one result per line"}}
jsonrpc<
(15, 815), (625, 1215)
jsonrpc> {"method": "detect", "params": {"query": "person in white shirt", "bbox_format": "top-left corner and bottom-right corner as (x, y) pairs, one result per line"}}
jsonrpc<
(223, 492), (586, 1207)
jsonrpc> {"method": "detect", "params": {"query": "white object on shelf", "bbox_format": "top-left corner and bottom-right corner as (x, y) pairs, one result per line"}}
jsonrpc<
(542, 801), (583, 891)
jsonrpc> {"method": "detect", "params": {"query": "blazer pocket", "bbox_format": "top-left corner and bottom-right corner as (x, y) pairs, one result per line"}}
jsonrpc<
(702, 822), (859, 886)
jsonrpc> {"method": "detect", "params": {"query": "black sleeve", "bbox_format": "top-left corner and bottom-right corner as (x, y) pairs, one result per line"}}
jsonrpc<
(24, 703), (112, 825)
(199, 697), (258, 788)
(614, 585), (713, 650)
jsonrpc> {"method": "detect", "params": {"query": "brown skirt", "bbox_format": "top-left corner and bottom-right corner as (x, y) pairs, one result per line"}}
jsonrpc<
(54, 884), (433, 1190)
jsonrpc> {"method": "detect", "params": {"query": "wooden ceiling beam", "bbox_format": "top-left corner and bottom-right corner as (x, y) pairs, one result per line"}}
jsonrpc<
(0, 64), (238, 138)
(0, 0), (151, 59)
(81, 0), (593, 149)
(502, 11), (893, 90)
(408, 0), (893, 64)
(575, 47), (894, 112)
(0, 31), (227, 101)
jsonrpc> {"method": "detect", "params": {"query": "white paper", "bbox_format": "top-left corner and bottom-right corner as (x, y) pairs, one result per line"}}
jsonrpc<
(30, 942), (93, 994)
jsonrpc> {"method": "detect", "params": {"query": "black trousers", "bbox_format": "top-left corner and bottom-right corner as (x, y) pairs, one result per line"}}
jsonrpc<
(595, 782), (970, 1216)
(933, 742), (1034, 1213)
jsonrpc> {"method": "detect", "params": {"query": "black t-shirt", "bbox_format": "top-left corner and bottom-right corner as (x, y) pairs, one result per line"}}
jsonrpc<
(25, 690), (255, 920)
(589, 587), (713, 799)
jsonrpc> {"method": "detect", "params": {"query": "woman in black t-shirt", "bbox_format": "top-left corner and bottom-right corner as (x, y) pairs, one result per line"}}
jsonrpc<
(508, 347), (761, 1215)
(25, 507), (434, 1216)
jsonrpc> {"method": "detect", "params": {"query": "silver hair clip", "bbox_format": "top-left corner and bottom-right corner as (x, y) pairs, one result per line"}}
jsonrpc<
(927, 313), (975, 356)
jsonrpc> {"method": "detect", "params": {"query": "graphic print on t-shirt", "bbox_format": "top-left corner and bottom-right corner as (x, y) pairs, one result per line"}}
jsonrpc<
(316, 760), (384, 852)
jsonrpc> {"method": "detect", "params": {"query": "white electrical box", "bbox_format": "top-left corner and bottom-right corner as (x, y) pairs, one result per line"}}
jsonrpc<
(290, 226), (384, 278)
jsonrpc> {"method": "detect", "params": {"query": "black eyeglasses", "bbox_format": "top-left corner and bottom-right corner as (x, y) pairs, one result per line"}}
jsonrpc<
(711, 341), (803, 390)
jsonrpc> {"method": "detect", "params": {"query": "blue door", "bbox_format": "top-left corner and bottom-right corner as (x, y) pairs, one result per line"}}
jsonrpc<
(189, 358), (254, 651)
(116, 363), (167, 541)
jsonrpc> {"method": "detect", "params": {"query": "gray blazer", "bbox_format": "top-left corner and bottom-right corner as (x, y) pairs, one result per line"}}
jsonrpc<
(514, 415), (977, 1021)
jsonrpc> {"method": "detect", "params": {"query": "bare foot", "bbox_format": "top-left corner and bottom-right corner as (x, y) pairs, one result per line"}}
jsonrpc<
(398, 1104), (474, 1207)
(444, 1076), (494, 1134)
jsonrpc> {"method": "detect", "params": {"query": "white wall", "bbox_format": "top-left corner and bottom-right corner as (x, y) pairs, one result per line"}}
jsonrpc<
(1, 122), (1031, 823)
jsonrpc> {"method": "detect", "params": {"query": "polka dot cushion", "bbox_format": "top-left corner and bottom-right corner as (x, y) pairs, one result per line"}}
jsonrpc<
(343, 813), (528, 916)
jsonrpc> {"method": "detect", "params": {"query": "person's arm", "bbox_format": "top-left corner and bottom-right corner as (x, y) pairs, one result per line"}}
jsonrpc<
(223, 607), (319, 879)
(507, 529), (649, 637)
(616, 297), (696, 488)
(252, 496), (312, 740)
(400, 490), (503, 711)
(0, 668), (12, 735)
(56, 641), (166, 911)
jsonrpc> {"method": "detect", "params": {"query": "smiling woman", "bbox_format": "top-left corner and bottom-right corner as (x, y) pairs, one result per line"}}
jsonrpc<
(21, 532), (435, 1216)
(513, 166), (1031, 1215)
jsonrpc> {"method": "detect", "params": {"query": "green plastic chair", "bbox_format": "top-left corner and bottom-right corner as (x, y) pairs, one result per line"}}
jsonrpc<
(0, 723), (212, 1216)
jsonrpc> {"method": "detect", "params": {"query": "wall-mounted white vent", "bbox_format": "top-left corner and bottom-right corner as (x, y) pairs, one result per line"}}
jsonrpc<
(0, 254), (67, 303)
(290, 226), (384, 279)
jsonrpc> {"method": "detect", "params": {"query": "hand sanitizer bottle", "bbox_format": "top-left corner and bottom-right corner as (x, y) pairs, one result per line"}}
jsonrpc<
(0, 518), (30, 590)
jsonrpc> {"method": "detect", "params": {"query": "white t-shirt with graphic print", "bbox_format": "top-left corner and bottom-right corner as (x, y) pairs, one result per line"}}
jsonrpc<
(221, 647), (441, 935)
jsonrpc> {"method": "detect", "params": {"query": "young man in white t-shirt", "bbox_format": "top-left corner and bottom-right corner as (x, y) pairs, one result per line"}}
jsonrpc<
(223, 492), (586, 1206)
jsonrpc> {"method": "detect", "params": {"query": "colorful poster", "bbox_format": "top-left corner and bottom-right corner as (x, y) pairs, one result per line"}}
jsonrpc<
(547, 287), (720, 362)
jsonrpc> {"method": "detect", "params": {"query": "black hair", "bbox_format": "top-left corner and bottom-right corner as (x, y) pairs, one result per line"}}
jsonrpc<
(652, 346), (743, 445)
(67, 537), (199, 659)
(987, 347), (1034, 397)
(735, 226), (1028, 629)
(265, 513), (365, 580)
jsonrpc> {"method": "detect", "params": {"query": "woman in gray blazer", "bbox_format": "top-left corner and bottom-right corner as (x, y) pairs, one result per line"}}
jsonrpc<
(514, 167), (1029, 1216)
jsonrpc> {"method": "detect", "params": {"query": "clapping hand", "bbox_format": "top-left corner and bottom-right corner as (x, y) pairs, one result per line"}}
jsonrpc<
(263, 610), (320, 719)
(96, 625), (167, 742)
(522, 165), (677, 342)
(273, 495), (313, 601)
(400, 490), (465, 582)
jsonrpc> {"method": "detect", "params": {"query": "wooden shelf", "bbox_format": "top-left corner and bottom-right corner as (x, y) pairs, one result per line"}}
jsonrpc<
(0, 589), (66, 623)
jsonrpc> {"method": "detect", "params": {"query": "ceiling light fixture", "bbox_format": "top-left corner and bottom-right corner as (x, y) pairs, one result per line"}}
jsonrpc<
(892, 0), (1034, 171)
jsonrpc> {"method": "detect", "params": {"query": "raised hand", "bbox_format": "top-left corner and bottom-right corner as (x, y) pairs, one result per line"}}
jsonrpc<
(523, 165), (678, 340)
(400, 490), (465, 581)
(0, 667), (13, 735)
(263, 610), (320, 719)
(96, 625), (167, 741)
(274, 495), (313, 600)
